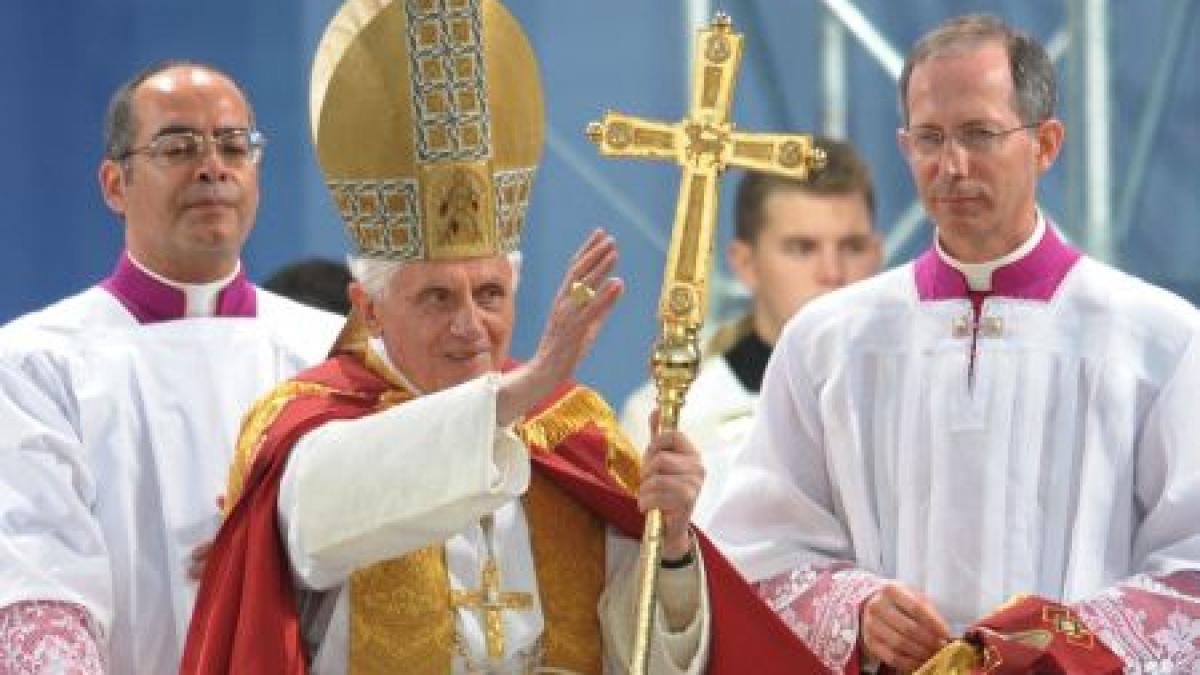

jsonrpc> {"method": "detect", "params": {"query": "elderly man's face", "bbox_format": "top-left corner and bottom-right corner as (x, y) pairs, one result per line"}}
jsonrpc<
(361, 256), (515, 393)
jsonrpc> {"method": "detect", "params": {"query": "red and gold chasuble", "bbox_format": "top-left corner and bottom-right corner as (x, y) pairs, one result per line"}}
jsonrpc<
(182, 339), (826, 674)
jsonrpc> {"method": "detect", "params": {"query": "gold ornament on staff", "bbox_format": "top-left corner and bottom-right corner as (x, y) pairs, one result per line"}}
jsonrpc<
(586, 13), (825, 674)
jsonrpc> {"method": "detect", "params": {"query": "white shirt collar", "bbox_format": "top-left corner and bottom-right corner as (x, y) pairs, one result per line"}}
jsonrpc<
(126, 254), (241, 317)
(936, 211), (1046, 292)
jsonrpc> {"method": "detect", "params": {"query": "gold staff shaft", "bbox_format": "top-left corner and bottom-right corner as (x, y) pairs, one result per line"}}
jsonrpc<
(586, 14), (824, 673)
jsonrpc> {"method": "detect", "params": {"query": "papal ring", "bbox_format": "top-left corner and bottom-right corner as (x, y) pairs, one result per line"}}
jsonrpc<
(569, 280), (597, 306)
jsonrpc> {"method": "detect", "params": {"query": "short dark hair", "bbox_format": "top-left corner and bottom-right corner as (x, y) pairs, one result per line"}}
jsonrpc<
(733, 136), (875, 244)
(898, 14), (1056, 127)
(103, 60), (255, 161)
(263, 258), (353, 315)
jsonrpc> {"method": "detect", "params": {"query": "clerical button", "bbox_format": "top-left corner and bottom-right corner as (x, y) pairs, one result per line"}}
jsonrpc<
(952, 316), (972, 339)
(979, 316), (1005, 338)
(950, 315), (1005, 339)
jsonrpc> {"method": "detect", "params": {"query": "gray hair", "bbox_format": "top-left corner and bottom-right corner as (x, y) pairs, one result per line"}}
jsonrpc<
(349, 251), (523, 301)
(898, 14), (1056, 127)
(103, 60), (256, 161)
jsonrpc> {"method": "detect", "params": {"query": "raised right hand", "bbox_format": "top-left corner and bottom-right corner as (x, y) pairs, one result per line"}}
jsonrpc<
(860, 582), (952, 672)
(528, 228), (622, 382)
(498, 229), (623, 425)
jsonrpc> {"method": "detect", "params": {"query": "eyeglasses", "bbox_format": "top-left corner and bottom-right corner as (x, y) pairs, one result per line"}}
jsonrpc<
(901, 123), (1039, 157)
(119, 128), (266, 168)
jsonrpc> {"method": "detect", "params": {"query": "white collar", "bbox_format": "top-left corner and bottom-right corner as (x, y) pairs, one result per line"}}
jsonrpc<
(367, 336), (426, 395)
(127, 254), (241, 317)
(936, 211), (1046, 292)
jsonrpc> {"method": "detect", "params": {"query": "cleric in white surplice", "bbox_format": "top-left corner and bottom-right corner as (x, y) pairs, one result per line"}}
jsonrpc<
(0, 63), (341, 674)
(707, 13), (1200, 675)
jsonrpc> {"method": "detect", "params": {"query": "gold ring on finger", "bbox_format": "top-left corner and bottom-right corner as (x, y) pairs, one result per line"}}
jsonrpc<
(569, 280), (597, 306)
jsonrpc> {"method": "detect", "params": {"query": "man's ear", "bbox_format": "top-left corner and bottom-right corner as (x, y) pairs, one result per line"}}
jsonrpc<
(896, 127), (916, 166)
(1034, 118), (1065, 172)
(348, 282), (383, 337)
(99, 160), (127, 218)
(726, 239), (758, 293)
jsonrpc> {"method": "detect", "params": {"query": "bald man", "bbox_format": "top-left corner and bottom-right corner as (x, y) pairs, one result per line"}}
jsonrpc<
(0, 62), (341, 673)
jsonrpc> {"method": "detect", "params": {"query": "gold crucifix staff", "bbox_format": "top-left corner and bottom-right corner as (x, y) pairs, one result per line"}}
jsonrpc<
(586, 13), (825, 674)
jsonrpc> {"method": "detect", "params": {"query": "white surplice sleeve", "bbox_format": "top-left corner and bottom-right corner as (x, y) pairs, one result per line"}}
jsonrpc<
(277, 373), (529, 590)
(705, 329), (851, 579)
(1072, 324), (1200, 671)
(705, 331), (883, 673)
(0, 355), (110, 673)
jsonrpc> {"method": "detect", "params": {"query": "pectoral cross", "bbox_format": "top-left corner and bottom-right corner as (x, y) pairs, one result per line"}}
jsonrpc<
(449, 517), (534, 661)
(586, 14), (826, 675)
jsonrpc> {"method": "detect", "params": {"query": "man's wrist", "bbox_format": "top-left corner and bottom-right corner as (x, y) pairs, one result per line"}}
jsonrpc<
(660, 532), (696, 569)
(497, 365), (554, 427)
(660, 547), (695, 569)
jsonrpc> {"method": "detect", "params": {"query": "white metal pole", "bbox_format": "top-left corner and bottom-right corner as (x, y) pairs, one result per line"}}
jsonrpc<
(686, 0), (712, 93)
(822, 8), (848, 138)
(818, 0), (903, 79)
(1083, 0), (1113, 262)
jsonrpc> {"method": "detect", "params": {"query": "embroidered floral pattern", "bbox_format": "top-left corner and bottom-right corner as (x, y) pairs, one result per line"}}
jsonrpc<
(0, 601), (104, 675)
(1074, 572), (1200, 674)
(755, 561), (885, 673)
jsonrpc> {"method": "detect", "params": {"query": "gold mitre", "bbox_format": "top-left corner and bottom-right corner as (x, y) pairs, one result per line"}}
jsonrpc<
(311, 0), (544, 261)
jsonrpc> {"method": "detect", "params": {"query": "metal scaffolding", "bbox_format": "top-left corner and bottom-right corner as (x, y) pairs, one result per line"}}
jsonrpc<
(541, 1), (1195, 321)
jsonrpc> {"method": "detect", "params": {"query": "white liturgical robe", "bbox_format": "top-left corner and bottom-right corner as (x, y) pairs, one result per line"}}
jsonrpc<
(708, 222), (1200, 672)
(0, 279), (342, 674)
(278, 357), (711, 674)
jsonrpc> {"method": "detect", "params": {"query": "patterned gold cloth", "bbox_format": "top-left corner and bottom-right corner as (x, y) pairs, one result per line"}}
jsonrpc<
(312, 0), (544, 262)
(223, 339), (642, 673)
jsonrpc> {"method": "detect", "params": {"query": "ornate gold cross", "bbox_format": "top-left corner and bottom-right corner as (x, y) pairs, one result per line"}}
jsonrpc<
(588, 13), (825, 339)
(587, 14), (826, 675)
(449, 556), (534, 660)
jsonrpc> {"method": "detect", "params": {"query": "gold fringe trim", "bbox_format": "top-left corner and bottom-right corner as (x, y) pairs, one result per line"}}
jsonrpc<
(223, 362), (618, 671)
(224, 351), (417, 515)
(224, 381), (336, 514)
(517, 385), (641, 493)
